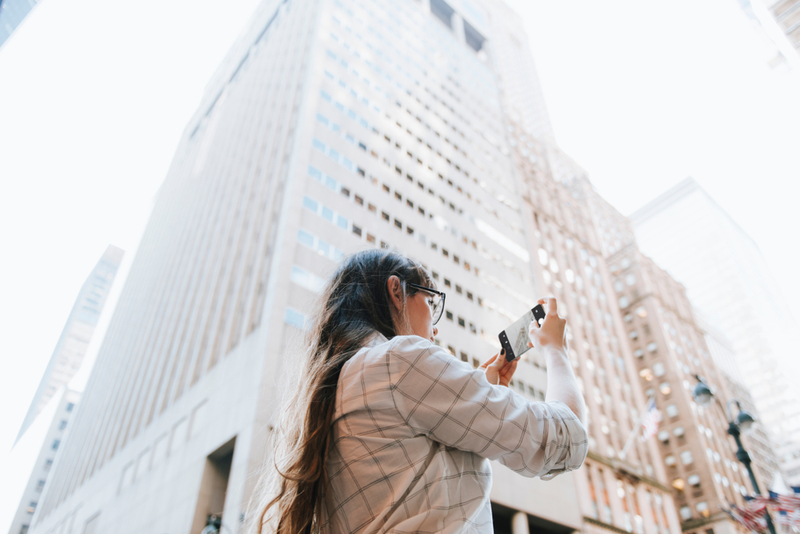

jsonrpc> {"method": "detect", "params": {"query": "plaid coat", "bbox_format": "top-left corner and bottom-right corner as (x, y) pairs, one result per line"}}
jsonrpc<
(321, 334), (588, 533)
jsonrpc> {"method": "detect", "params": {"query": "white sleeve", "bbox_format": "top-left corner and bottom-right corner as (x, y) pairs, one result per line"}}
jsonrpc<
(387, 336), (588, 479)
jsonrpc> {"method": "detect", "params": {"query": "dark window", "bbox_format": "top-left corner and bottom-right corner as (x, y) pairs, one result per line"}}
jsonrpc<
(394, 219), (402, 229)
(66, 403), (74, 412)
(467, 291), (473, 301)
(446, 311), (454, 321)
(341, 187), (351, 197)
(58, 420), (67, 430)
(444, 278), (452, 288)
(430, 0), (455, 29)
(381, 211), (390, 221)
(458, 317), (465, 328)
(352, 225), (362, 237)
(395, 191), (402, 201)
(368, 203), (377, 212)
(455, 285), (462, 294)
(354, 195), (364, 205)
(460, 352), (469, 363)
(44, 459), (52, 470)
(52, 439), (60, 450)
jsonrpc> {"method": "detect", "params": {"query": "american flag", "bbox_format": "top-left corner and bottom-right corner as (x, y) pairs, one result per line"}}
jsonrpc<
(639, 397), (661, 442)
(768, 488), (800, 527)
(731, 500), (768, 532)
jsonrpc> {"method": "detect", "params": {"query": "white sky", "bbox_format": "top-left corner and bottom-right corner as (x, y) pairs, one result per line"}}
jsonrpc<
(1, 0), (799, 529)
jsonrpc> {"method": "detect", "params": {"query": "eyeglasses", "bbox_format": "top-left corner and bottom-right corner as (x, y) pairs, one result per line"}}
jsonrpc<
(407, 282), (446, 325)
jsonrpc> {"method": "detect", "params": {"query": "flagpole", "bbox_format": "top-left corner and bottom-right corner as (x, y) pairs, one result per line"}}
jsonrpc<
(619, 395), (654, 461)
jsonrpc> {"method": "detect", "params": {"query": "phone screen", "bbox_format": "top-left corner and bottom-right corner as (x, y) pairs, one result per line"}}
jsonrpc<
(498, 305), (546, 362)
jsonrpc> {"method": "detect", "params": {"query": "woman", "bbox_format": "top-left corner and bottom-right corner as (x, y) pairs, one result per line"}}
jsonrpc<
(252, 249), (587, 534)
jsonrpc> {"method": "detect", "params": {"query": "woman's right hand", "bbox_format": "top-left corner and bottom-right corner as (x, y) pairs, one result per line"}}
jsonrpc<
(529, 297), (568, 353)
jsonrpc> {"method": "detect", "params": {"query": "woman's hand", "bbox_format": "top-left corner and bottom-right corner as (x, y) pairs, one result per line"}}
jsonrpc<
(480, 350), (518, 387)
(528, 297), (568, 353)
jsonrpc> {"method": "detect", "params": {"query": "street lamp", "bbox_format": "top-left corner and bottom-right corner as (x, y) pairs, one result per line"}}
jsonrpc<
(691, 375), (775, 534)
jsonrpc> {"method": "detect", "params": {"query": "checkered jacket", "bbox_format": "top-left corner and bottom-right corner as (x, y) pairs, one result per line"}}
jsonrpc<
(321, 334), (588, 533)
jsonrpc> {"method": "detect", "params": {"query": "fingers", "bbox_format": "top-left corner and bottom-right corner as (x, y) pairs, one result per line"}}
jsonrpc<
(542, 297), (557, 315)
(480, 353), (498, 370)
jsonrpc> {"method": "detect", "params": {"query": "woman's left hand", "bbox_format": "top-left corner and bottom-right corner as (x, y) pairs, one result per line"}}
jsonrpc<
(480, 351), (518, 387)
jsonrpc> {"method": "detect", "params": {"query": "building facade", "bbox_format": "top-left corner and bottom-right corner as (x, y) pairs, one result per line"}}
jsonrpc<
(15, 245), (124, 444)
(0, 0), (39, 48)
(25, 3), (778, 534)
(630, 177), (800, 485)
(8, 389), (80, 534)
(28, 1), (584, 533)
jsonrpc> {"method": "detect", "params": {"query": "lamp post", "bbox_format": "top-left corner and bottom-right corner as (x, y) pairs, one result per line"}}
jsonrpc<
(691, 375), (775, 534)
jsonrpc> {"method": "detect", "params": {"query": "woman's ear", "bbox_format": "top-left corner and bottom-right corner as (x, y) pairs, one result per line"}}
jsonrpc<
(387, 275), (404, 313)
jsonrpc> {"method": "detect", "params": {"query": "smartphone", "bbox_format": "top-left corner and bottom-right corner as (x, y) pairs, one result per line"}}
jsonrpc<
(498, 304), (546, 362)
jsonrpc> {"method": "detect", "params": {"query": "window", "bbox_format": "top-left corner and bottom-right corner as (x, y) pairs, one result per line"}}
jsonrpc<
(680, 450), (694, 465)
(52, 439), (60, 450)
(446, 311), (454, 321)
(665, 455), (676, 466)
(457, 317), (465, 328)
(66, 403), (74, 412)
(658, 430), (670, 442)
(35, 479), (45, 492)
(688, 474), (701, 486)
(463, 19), (486, 52)
(666, 404), (678, 417)
(647, 342), (658, 353)
(44, 459), (52, 470)
(679, 506), (692, 520)
(618, 297), (629, 308)
(653, 363), (665, 376)
(430, 0), (455, 28)
(58, 420), (67, 430)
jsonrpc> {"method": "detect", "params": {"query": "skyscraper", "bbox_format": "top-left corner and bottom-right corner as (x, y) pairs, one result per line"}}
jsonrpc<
(15, 245), (124, 443)
(29, 1), (580, 532)
(0, 0), (39, 48)
(630, 177), (800, 485)
(8, 389), (80, 534)
(26, 2), (770, 534)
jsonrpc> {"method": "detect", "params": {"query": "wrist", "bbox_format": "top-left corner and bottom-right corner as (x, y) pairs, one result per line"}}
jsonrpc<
(541, 345), (568, 358)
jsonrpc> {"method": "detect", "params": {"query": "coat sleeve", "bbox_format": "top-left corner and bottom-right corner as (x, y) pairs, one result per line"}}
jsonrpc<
(387, 336), (588, 479)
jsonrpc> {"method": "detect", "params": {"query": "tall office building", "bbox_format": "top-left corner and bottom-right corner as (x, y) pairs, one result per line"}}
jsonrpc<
(28, 1), (587, 532)
(0, 0), (39, 48)
(15, 245), (124, 443)
(25, 3), (768, 534)
(514, 139), (684, 534)
(735, 0), (800, 70)
(8, 389), (80, 534)
(585, 186), (780, 533)
(630, 177), (800, 485)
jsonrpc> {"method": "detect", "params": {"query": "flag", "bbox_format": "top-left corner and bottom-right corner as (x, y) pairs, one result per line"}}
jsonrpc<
(731, 501), (767, 532)
(769, 487), (800, 527)
(640, 397), (661, 442)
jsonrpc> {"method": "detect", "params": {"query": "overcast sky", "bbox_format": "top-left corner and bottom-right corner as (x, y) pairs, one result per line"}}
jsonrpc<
(1, 0), (799, 528)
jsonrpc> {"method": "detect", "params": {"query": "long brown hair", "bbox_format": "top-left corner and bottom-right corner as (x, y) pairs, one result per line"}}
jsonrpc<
(250, 249), (433, 534)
